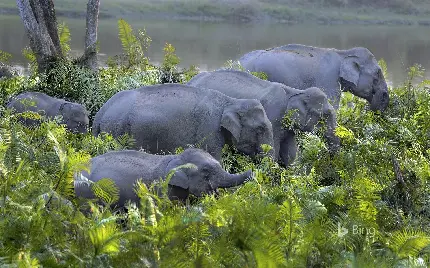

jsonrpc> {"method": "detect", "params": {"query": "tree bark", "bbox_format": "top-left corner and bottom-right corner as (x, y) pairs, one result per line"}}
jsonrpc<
(16, 0), (63, 73)
(80, 0), (100, 71)
(17, 0), (100, 72)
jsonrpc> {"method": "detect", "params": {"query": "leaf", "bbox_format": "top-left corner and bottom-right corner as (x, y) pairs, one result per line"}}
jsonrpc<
(0, 50), (11, 63)
(91, 178), (120, 205)
(118, 19), (137, 57)
(57, 21), (71, 54)
(378, 58), (388, 79)
(89, 221), (121, 256)
(389, 229), (430, 259)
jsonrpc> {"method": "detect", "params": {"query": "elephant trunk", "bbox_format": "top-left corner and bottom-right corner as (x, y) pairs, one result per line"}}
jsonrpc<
(322, 104), (340, 153)
(216, 170), (252, 188)
(370, 87), (389, 112)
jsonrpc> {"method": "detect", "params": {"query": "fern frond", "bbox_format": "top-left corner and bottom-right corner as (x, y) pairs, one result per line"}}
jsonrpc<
(91, 178), (120, 205)
(57, 21), (71, 55)
(389, 229), (430, 259)
(118, 19), (137, 57)
(378, 58), (388, 79)
(89, 220), (121, 256)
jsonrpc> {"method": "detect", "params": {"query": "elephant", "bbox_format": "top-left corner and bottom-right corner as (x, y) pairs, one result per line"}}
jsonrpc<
(74, 148), (252, 206)
(92, 83), (274, 160)
(187, 69), (339, 166)
(7, 92), (89, 134)
(239, 44), (389, 111)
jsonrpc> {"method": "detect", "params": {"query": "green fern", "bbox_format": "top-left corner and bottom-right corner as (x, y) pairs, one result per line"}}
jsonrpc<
(117, 19), (150, 69)
(378, 58), (388, 80)
(57, 21), (71, 55)
(91, 178), (120, 205)
(89, 217), (121, 256)
(118, 19), (137, 57)
(389, 229), (430, 259)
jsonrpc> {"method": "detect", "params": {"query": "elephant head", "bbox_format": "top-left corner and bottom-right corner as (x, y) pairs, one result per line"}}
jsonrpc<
(166, 148), (252, 198)
(221, 99), (274, 157)
(59, 103), (90, 134)
(285, 87), (340, 151)
(338, 47), (389, 112)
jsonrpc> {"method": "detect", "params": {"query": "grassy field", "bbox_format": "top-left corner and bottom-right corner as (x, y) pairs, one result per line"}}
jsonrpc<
(2, 0), (430, 25)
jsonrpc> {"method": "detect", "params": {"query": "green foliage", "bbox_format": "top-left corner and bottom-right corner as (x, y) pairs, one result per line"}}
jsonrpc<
(112, 19), (151, 70)
(159, 42), (200, 84)
(22, 47), (37, 75)
(160, 43), (182, 83)
(57, 21), (71, 55)
(0, 50), (11, 63)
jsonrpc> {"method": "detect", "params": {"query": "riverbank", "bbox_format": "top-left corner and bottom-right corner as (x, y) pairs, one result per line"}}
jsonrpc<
(2, 0), (430, 26)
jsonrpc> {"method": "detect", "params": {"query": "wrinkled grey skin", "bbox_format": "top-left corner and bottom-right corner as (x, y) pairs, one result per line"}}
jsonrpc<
(74, 148), (252, 207)
(7, 92), (90, 134)
(239, 44), (389, 111)
(92, 84), (274, 160)
(188, 70), (339, 166)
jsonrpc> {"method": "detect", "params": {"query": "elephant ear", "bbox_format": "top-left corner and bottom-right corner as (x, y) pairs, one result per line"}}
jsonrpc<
(59, 102), (73, 117)
(340, 56), (360, 88)
(220, 110), (241, 142)
(165, 158), (189, 190)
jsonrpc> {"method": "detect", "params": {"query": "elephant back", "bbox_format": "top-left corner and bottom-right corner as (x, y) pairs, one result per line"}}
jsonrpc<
(7, 91), (64, 117)
(188, 70), (275, 100)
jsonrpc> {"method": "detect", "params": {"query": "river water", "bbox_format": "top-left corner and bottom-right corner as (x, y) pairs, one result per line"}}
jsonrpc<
(1, 15), (430, 86)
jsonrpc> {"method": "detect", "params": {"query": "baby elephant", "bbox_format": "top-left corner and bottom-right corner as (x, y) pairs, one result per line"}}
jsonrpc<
(74, 148), (252, 207)
(188, 70), (339, 166)
(92, 84), (275, 160)
(7, 92), (89, 134)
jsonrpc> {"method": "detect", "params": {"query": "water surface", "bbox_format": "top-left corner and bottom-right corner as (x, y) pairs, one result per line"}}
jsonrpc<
(1, 16), (430, 86)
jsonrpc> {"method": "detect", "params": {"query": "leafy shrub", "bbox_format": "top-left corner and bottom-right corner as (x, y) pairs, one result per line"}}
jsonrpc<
(159, 42), (199, 84)
(107, 19), (152, 70)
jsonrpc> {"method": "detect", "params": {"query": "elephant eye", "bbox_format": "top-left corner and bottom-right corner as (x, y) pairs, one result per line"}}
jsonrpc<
(200, 167), (210, 174)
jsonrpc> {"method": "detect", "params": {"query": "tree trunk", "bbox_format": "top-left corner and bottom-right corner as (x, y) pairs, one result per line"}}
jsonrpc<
(16, 0), (63, 73)
(17, 0), (100, 73)
(80, 0), (100, 71)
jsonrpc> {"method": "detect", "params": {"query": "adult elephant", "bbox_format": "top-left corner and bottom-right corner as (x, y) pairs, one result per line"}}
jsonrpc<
(239, 44), (389, 111)
(92, 84), (274, 160)
(75, 148), (252, 206)
(187, 70), (339, 166)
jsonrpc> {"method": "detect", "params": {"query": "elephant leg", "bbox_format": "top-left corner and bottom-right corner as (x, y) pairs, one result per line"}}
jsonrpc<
(279, 131), (298, 167)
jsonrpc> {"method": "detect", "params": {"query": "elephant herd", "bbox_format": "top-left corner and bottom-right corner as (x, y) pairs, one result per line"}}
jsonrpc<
(5, 44), (390, 208)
